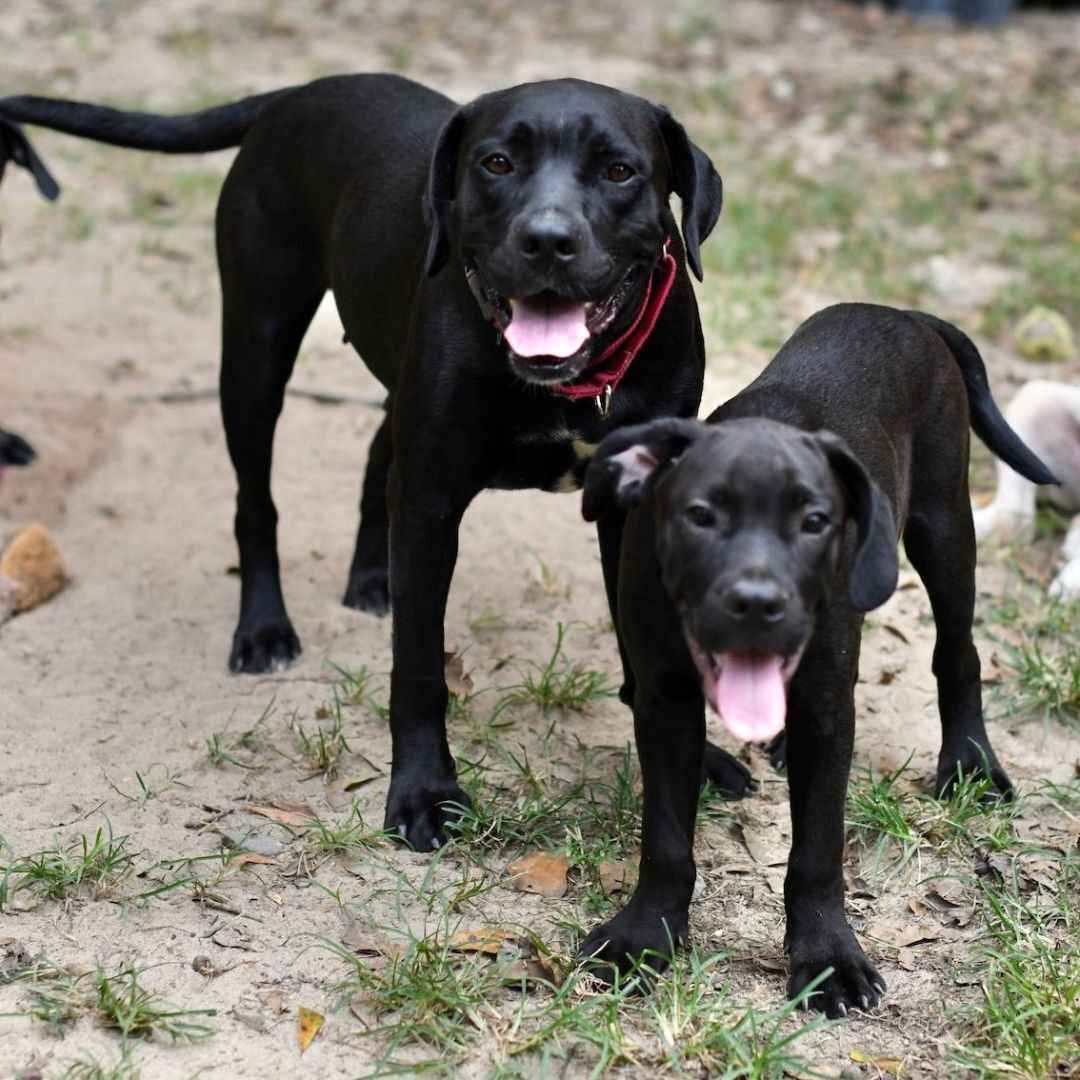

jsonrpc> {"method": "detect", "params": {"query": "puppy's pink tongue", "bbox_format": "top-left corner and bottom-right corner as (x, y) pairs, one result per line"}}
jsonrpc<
(504, 295), (589, 359)
(715, 652), (787, 743)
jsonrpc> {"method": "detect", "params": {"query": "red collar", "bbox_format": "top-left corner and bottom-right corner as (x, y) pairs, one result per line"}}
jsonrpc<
(550, 240), (677, 416)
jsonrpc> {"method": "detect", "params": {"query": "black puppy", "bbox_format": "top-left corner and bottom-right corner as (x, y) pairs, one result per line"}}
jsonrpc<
(581, 303), (1056, 1016)
(0, 75), (744, 847)
(0, 428), (36, 469)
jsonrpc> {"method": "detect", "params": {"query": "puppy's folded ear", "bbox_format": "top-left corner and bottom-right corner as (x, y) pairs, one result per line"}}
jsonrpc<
(652, 107), (722, 282)
(582, 418), (705, 522)
(0, 117), (60, 201)
(423, 105), (472, 278)
(817, 431), (898, 611)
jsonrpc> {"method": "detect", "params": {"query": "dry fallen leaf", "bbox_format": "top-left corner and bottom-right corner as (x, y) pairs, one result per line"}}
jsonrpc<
(502, 952), (563, 985)
(506, 851), (569, 897)
(229, 852), (277, 867)
(881, 623), (910, 644)
(449, 928), (516, 955)
(598, 860), (637, 896)
(737, 821), (789, 867)
(248, 802), (316, 827)
(444, 650), (474, 695)
(298, 1006), (325, 1053)
(850, 1048), (901, 1075)
(867, 921), (940, 948)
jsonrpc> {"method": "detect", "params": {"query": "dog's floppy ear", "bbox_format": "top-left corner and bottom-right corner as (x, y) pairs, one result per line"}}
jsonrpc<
(582, 418), (706, 521)
(653, 106), (722, 283)
(423, 105), (472, 278)
(0, 117), (60, 201)
(817, 431), (898, 611)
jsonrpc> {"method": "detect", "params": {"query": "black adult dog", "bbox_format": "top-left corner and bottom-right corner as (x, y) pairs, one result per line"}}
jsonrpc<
(0, 74), (740, 847)
(581, 303), (1056, 1016)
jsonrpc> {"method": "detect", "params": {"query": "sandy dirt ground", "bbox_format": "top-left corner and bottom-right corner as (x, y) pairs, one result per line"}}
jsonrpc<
(0, 1), (1077, 1077)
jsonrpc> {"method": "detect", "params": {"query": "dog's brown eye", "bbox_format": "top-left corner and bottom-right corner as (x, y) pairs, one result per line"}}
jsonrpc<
(802, 512), (829, 534)
(607, 162), (634, 183)
(686, 503), (715, 528)
(482, 153), (513, 175)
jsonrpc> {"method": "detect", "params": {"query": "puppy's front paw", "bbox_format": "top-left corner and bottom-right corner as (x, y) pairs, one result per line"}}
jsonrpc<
(342, 570), (390, 616)
(383, 775), (470, 851)
(936, 741), (1013, 802)
(577, 904), (688, 988)
(787, 931), (885, 1018)
(229, 619), (301, 673)
(703, 741), (757, 798)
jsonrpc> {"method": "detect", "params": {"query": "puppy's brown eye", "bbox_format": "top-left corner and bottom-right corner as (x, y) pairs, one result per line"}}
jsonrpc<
(802, 512), (829, 534)
(607, 162), (634, 183)
(686, 503), (715, 528)
(482, 153), (513, 175)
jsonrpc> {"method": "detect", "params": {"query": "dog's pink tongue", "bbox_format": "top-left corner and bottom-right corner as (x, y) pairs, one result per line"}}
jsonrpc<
(504, 294), (589, 359)
(715, 652), (787, 743)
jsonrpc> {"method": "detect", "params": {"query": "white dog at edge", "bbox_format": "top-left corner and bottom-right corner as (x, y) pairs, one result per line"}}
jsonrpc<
(972, 379), (1080, 600)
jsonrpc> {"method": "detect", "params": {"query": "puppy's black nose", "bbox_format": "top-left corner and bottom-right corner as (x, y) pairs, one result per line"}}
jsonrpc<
(724, 579), (787, 624)
(518, 212), (578, 264)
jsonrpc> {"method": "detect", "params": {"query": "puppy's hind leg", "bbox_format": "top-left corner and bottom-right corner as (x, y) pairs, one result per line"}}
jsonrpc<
(218, 210), (325, 674)
(903, 505), (1013, 800)
(343, 406), (392, 615)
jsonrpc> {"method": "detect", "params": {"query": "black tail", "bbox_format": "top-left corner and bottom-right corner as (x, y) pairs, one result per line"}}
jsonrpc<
(0, 428), (36, 467)
(0, 89), (288, 201)
(907, 310), (1059, 486)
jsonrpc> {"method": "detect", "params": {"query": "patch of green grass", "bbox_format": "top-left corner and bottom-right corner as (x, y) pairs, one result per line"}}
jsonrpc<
(450, 754), (589, 853)
(303, 803), (387, 860)
(18, 961), (214, 1043)
(846, 759), (1020, 876)
(988, 593), (1080, 725)
(131, 846), (257, 903)
(285, 694), (352, 779)
(327, 661), (389, 719)
(0, 826), (135, 908)
(495, 622), (617, 715)
(950, 868), (1080, 1079)
(326, 870), (828, 1078)
(104, 762), (187, 804)
(205, 699), (273, 768)
(62, 1050), (140, 1080)
(91, 962), (215, 1041)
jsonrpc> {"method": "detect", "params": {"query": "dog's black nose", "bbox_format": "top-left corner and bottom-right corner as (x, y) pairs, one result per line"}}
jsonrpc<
(518, 212), (579, 264)
(724, 579), (787, 624)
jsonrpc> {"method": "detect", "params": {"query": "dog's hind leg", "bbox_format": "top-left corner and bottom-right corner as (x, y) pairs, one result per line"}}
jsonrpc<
(218, 206), (325, 673)
(342, 406), (392, 615)
(903, 506), (1013, 799)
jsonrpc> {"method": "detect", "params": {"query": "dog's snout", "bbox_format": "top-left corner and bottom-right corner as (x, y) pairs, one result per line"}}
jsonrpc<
(518, 212), (579, 264)
(723, 579), (787, 624)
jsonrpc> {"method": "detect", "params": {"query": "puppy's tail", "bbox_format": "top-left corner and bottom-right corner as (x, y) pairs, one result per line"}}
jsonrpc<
(0, 90), (287, 201)
(907, 310), (1060, 486)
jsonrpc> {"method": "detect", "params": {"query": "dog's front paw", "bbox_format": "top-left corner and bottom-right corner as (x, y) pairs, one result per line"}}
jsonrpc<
(383, 775), (470, 851)
(229, 619), (301, 673)
(936, 741), (1013, 802)
(342, 570), (390, 616)
(704, 741), (757, 799)
(787, 931), (885, 1018)
(577, 903), (688, 988)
